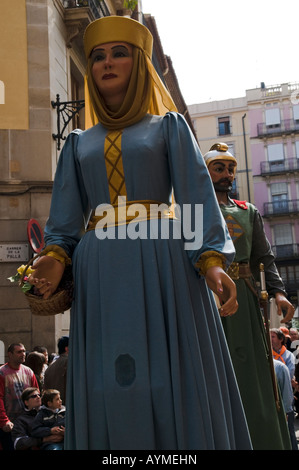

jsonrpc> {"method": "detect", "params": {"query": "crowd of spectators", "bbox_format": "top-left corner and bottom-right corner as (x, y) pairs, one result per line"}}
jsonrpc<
(1, 328), (299, 450)
(0, 337), (68, 450)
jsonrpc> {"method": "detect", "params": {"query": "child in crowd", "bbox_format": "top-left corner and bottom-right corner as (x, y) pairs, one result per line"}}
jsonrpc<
(31, 389), (65, 450)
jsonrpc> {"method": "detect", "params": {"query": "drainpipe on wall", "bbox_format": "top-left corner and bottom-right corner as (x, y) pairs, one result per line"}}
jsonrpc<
(242, 113), (251, 202)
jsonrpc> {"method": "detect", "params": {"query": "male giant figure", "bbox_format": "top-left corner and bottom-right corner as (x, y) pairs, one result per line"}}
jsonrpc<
(204, 143), (295, 450)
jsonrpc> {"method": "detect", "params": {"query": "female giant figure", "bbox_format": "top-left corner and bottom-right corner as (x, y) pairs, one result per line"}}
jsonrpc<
(30, 16), (251, 450)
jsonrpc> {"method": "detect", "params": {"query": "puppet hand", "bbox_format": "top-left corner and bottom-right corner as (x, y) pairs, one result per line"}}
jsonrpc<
(205, 265), (238, 317)
(28, 256), (65, 299)
(275, 292), (295, 323)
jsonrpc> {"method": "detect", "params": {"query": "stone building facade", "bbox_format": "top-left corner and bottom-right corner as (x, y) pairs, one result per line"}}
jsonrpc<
(0, 0), (191, 361)
(0, 0), (140, 360)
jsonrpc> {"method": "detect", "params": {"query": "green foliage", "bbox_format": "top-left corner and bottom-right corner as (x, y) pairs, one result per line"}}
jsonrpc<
(7, 267), (34, 293)
(98, 0), (138, 10)
(123, 0), (138, 10)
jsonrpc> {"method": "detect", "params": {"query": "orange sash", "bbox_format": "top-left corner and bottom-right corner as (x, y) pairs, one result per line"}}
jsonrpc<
(272, 345), (287, 363)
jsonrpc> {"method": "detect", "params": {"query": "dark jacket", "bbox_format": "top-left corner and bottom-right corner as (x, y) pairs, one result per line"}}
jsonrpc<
(44, 354), (68, 405)
(12, 408), (43, 450)
(31, 405), (66, 438)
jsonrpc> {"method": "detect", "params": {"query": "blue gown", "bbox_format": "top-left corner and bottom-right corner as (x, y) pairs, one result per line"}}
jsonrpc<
(44, 112), (252, 450)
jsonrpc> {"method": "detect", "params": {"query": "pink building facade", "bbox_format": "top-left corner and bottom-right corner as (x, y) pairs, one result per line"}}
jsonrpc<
(247, 83), (299, 308)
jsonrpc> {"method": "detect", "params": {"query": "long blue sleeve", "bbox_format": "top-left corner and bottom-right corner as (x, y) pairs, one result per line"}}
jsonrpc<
(44, 131), (91, 257)
(163, 112), (235, 270)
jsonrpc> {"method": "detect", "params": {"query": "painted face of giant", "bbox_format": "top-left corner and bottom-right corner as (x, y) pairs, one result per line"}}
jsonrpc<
(208, 160), (237, 193)
(91, 42), (133, 107)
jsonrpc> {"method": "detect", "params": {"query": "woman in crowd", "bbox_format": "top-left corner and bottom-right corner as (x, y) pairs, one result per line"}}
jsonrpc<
(25, 351), (46, 393)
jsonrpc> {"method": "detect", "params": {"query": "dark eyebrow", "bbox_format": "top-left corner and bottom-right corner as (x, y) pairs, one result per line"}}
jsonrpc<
(92, 45), (129, 53)
(90, 45), (129, 60)
(211, 161), (236, 169)
(111, 45), (129, 51)
(211, 161), (225, 168)
(90, 49), (104, 60)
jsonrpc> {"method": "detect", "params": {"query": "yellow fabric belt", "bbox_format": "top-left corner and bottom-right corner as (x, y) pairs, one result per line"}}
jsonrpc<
(86, 200), (177, 231)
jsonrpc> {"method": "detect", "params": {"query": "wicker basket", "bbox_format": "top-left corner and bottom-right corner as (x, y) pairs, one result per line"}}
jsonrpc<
(21, 253), (73, 316)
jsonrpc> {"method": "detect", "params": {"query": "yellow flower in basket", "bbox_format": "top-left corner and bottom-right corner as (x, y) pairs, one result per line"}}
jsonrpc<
(8, 264), (35, 293)
(17, 265), (35, 276)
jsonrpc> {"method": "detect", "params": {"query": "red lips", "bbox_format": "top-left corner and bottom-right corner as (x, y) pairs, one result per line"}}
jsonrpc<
(102, 73), (117, 80)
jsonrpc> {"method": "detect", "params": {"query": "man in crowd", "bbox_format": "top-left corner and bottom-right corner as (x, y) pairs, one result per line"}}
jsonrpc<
(274, 359), (298, 450)
(12, 387), (64, 450)
(0, 343), (39, 450)
(271, 328), (295, 379)
(44, 336), (68, 405)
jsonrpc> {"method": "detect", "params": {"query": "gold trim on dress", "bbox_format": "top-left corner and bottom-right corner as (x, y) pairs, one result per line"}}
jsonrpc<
(104, 130), (127, 204)
(195, 250), (226, 276)
(86, 199), (177, 231)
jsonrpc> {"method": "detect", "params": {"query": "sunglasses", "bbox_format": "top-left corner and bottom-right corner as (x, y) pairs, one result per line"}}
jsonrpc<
(28, 393), (41, 399)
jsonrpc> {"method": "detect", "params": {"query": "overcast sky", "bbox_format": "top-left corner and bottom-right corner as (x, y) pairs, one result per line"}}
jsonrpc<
(141, 0), (299, 105)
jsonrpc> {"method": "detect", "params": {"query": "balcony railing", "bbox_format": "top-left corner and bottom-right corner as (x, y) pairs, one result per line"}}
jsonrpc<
(63, 0), (110, 17)
(263, 199), (299, 217)
(257, 119), (299, 137)
(260, 158), (299, 176)
(272, 244), (299, 259)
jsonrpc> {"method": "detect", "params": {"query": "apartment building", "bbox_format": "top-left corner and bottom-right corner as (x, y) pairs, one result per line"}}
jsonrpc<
(247, 82), (299, 310)
(188, 97), (253, 203)
(189, 82), (299, 311)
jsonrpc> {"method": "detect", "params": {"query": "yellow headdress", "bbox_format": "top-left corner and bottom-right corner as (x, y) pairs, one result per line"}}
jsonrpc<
(83, 16), (177, 130)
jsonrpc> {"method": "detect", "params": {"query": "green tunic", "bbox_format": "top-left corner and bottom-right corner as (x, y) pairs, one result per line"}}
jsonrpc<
(220, 200), (291, 450)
